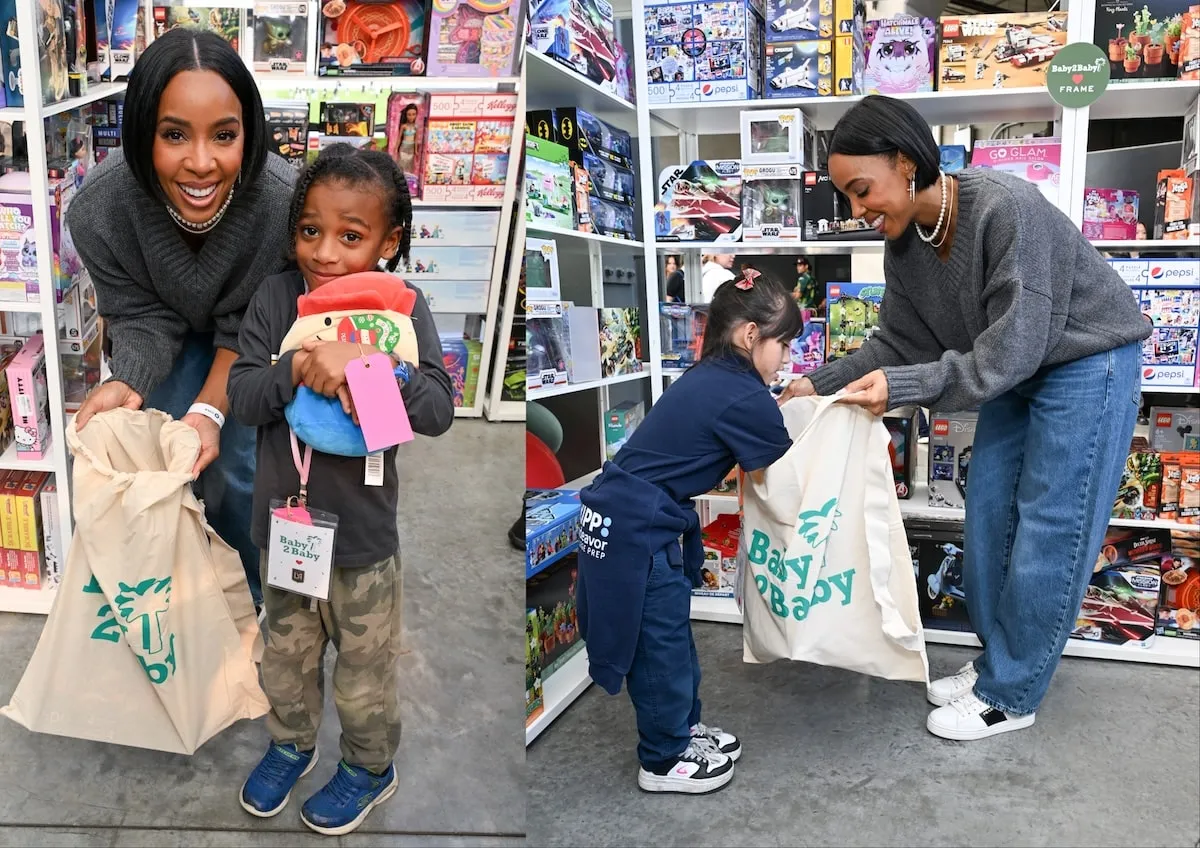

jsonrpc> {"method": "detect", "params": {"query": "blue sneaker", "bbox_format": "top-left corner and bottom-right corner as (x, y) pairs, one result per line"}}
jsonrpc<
(240, 743), (319, 817)
(300, 760), (398, 836)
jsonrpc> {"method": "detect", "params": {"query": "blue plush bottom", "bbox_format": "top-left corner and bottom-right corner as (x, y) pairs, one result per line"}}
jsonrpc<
(285, 386), (368, 457)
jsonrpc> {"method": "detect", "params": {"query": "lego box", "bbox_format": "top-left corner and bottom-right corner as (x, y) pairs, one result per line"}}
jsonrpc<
(764, 40), (834, 97)
(1149, 406), (1199, 453)
(907, 519), (972, 633)
(928, 411), (978, 511)
(765, 0), (833, 43)
(826, 281), (883, 361)
(1114, 450), (1164, 521)
(655, 160), (744, 243)
(937, 12), (1068, 91)
(525, 489), (582, 578)
(644, 0), (766, 104)
(801, 170), (882, 241)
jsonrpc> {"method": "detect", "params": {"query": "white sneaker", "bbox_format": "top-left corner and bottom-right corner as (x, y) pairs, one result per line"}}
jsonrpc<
(691, 722), (741, 762)
(927, 661), (978, 707)
(927, 692), (1036, 741)
(637, 740), (734, 794)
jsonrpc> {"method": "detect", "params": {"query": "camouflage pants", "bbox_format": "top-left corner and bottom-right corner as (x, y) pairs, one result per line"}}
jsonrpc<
(259, 553), (403, 772)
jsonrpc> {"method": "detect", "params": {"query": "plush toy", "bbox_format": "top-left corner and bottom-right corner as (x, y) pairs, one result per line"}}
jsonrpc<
(281, 271), (419, 457)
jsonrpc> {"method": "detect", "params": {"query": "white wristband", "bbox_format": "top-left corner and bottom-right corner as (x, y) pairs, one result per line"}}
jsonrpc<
(188, 402), (226, 429)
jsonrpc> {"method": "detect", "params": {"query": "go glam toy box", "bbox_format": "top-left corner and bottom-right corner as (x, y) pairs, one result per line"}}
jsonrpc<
(970, 138), (1062, 207)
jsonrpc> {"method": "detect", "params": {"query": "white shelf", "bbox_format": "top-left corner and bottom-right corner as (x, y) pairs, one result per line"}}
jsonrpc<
(526, 647), (592, 745)
(528, 370), (649, 399)
(526, 51), (636, 133)
(488, 399), (526, 422)
(0, 585), (56, 616)
(656, 239), (884, 253)
(691, 594), (742, 624)
(1140, 386), (1198, 395)
(696, 491), (737, 503)
(1087, 80), (1200, 122)
(562, 468), (602, 490)
(0, 300), (43, 314)
(0, 441), (55, 473)
(1093, 239), (1200, 251)
(39, 82), (129, 119)
(528, 222), (644, 250)
(453, 405), (482, 419)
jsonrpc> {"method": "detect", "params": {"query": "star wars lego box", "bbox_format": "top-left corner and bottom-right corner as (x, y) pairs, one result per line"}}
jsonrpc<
(937, 12), (1068, 91)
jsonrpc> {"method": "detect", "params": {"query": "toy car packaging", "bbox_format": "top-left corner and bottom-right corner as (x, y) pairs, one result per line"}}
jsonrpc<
(1072, 527), (1168, 646)
(279, 271), (419, 457)
(656, 160), (743, 242)
(937, 11), (1067, 91)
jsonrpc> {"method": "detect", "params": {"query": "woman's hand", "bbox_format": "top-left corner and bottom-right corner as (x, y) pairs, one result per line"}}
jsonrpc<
(75, 381), (143, 429)
(776, 376), (815, 406)
(181, 412), (221, 478)
(840, 369), (890, 416)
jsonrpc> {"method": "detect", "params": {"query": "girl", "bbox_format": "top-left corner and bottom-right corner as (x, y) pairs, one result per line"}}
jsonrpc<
(227, 144), (454, 834)
(577, 269), (801, 795)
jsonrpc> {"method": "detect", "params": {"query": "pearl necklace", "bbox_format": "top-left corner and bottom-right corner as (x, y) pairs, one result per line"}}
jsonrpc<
(930, 176), (955, 250)
(914, 171), (948, 244)
(165, 184), (236, 234)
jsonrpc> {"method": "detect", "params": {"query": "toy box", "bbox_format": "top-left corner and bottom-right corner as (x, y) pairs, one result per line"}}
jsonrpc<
(787, 315), (824, 373)
(937, 12), (1067, 91)
(1114, 449), (1164, 521)
(421, 93), (516, 203)
(1158, 528), (1200, 637)
(386, 93), (427, 194)
(502, 257), (527, 401)
(907, 519), (972, 633)
(659, 302), (708, 369)
(1182, 4), (1200, 82)
(525, 488), (582, 576)
(928, 411), (978, 511)
(971, 138), (1061, 207)
(63, 0), (88, 97)
(1130, 283), (1199, 389)
(1095, 0), (1192, 83)
(59, 320), (102, 413)
(589, 195), (635, 240)
(644, 0), (766, 105)
(58, 272), (97, 341)
(525, 236), (561, 303)
(426, 0), (520, 77)
(1184, 94), (1199, 174)
(604, 400), (645, 460)
(403, 246), (493, 281)
(1161, 451), (1200, 522)
(413, 210), (499, 246)
(599, 307), (642, 377)
(263, 101), (310, 171)
(6, 332), (50, 461)
(36, 0), (69, 105)
(832, 0), (865, 95)
(320, 101), (375, 137)
(571, 162), (592, 232)
(527, 553), (583, 681)
(766, 0), (832, 43)
(862, 15), (936, 94)
(740, 109), (812, 165)
(318, 0), (427, 76)
(153, 4), (244, 47)
(765, 39), (834, 97)
(440, 335), (483, 407)
(40, 479), (62, 586)
(1154, 169), (1197, 240)
(801, 169), (882, 241)
(1073, 527), (1168, 646)
(0, 0), (21, 107)
(741, 164), (801, 241)
(525, 608), (544, 726)
(529, 0), (618, 90)
(1083, 188), (1140, 241)
(417, 280), (489, 313)
(0, 192), (37, 303)
(939, 145), (969, 173)
(826, 281), (883, 361)
(527, 108), (634, 170)
(527, 301), (570, 391)
(883, 406), (919, 499)
(96, 0), (144, 80)
(249, 2), (311, 74)
(583, 152), (635, 205)
(655, 160), (743, 243)
(563, 304), (602, 383)
(524, 134), (574, 230)
(1150, 406), (1199, 453)
(696, 514), (741, 598)
(11, 471), (48, 588)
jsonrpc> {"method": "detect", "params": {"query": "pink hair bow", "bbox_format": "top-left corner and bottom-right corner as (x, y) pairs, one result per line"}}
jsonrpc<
(735, 268), (760, 290)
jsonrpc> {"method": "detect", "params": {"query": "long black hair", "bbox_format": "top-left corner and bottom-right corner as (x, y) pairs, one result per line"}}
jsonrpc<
(287, 143), (413, 270)
(701, 270), (803, 367)
(122, 29), (267, 200)
(828, 95), (941, 190)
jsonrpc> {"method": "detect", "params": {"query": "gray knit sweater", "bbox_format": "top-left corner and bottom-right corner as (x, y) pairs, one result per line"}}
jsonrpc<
(809, 168), (1153, 412)
(66, 149), (298, 398)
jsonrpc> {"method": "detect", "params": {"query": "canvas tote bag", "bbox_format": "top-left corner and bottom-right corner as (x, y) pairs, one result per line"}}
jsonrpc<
(2, 409), (269, 754)
(740, 395), (928, 683)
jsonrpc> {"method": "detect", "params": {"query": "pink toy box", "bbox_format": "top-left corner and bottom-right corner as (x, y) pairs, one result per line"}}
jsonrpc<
(426, 0), (520, 77)
(5, 332), (51, 461)
(862, 15), (936, 94)
(1083, 188), (1140, 241)
(970, 138), (1062, 207)
(420, 92), (517, 204)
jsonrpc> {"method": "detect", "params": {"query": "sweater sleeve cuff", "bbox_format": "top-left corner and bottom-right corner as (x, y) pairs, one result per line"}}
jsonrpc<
(882, 364), (936, 410)
(107, 357), (169, 401)
(808, 357), (861, 396)
(213, 329), (242, 354)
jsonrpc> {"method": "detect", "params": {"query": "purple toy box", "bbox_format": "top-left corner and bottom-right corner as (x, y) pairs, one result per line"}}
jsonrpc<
(426, 0), (521, 77)
(861, 15), (936, 94)
(1083, 188), (1140, 241)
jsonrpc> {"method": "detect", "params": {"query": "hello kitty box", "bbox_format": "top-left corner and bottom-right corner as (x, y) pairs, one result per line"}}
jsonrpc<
(862, 15), (936, 95)
(5, 332), (50, 461)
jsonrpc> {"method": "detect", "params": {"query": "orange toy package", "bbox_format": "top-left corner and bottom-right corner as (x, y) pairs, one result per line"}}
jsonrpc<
(1179, 5), (1200, 81)
(1158, 528), (1200, 639)
(1153, 169), (1197, 240)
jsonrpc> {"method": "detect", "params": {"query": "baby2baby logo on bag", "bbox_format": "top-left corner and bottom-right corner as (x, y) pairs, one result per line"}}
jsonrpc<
(83, 575), (178, 685)
(746, 497), (855, 621)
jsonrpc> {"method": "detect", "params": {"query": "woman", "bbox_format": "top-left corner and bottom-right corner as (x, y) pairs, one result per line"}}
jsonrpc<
(663, 254), (685, 302)
(782, 96), (1150, 741)
(700, 253), (735, 302)
(68, 29), (299, 606)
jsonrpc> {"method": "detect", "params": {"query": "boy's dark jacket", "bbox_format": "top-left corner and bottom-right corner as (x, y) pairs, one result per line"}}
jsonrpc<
(227, 268), (454, 567)
(577, 462), (703, 696)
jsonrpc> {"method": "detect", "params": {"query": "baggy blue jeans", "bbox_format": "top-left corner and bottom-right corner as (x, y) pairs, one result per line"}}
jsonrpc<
(964, 342), (1141, 715)
(625, 542), (702, 771)
(143, 332), (262, 605)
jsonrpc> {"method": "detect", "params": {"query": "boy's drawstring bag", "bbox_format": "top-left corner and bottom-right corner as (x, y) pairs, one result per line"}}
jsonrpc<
(1, 409), (269, 754)
(740, 395), (929, 683)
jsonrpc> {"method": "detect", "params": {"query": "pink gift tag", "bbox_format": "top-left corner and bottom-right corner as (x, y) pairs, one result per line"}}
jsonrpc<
(272, 502), (313, 525)
(345, 353), (413, 452)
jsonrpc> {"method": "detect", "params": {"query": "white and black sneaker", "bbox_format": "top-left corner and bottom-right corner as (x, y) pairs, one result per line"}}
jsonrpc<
(691, 722), (741, 762)
(637, 740), (734, 795)
(927, 661), (978, 707)
(927, 692), (1036, 741)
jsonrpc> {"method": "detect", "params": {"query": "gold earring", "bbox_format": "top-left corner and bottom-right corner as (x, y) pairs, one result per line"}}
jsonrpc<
(908, 177), (916, 203)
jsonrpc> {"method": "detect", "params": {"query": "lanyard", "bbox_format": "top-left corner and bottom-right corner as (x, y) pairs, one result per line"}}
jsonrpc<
(289, 429), (313, 505)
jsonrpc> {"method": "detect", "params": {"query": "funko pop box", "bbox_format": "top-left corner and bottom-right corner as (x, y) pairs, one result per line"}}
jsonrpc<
(937, 12), (1068, 91)
(741, 163), (802, 240)
(644, 0), (766, 105)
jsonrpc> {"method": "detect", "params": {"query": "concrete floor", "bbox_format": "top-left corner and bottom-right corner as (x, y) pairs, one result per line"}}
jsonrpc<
(0, 420), (525, 848)
(528, 623), (1200, 848)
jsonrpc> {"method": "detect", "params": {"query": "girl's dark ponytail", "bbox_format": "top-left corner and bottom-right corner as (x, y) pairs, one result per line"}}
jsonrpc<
(700, 269), (803, 366)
